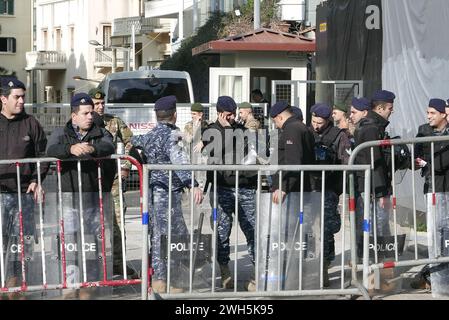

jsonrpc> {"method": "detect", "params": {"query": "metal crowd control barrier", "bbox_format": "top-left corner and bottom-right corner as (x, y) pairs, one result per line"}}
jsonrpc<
(348, 135), (449, 292)
(0, 155), (143, 298)
(141, 164), (371, 300)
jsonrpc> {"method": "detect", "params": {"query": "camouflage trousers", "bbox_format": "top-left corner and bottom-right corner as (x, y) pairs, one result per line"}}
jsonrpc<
(111, 179), (126, 269)
(149, 186), (188, 281)
(211, 187), (256, 266)
(323, 191), (341, 263)
(0, 193), (35, 281)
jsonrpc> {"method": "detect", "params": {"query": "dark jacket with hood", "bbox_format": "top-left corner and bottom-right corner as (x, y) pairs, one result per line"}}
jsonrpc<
(310, 122), (351, 195)
(203, 120), (258, 190)
(272, 116), (315, 193)
(46, 121), (116, 193)
(0, 112), (48, 193)
(354, 111), (390, 198)
(416, 123), (449, 193)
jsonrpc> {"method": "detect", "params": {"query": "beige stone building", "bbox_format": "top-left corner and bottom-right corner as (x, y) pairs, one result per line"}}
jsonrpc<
(0, 0), (32, 83)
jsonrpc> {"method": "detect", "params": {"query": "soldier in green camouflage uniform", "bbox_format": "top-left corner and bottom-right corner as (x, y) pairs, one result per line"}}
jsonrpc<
(183, 103), (209, 188)
(183, 103), (209, 161)
(89, 88), (137, 278)
(238, 102), (261, 131)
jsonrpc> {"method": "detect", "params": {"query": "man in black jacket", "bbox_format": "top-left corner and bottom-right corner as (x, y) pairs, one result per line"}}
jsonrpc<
(202, 96), (258, 291)
(46, 93), (115, 192)
(270, 101), (315, 204)
(46, 93), (115, 297)
(413, 99), (449, 293)
(309, 103), (351, 286)
(350, 97), (391, 245)
(0, 77), (48, 297)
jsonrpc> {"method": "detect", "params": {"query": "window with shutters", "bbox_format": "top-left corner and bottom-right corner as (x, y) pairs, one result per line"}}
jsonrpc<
(55, 28), (61, 51)
(103, 25), (112, 48)
(0, 37), (16, 53)
(42, 29), (48, 50)
(0, 0), (14, 15)
(69, 26), (75, 51)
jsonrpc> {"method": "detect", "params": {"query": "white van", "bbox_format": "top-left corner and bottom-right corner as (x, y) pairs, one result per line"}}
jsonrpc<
(99, 67), (196, 136)
(99, 67), (195, 104)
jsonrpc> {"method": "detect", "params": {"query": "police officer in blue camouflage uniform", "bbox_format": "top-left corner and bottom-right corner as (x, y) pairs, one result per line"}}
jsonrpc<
(202, 96), (258, 291)
(131, 96), (203, 294)
(309, 103), (352, 287)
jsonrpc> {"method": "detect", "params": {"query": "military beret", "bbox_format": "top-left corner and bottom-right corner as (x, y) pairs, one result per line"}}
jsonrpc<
(239, 102), (253, 109)
(291, 107), (303, 121)
(372, 90), (396, 103)
(270, 101), (290, 118)
(0, 77), (26, 91)
(217, 96), (237, 113)
(155, 95), (177, 111)
(88, 88), (105, 100)
(351, 97), (371, 111)
(429, 98), (447, 113)
(333, 102), (348, 114)
(71, 93), (94, 108)
(311, 103), (332, 119)
(191, 103), (204, 112)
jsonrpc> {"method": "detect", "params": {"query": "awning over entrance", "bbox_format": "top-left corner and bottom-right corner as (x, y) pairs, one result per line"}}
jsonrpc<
(192, 28), (316, 56)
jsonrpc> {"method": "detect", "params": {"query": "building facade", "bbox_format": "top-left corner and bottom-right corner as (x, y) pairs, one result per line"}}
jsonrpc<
(0, 0), (32, 83)
(27, 0), (141, 103)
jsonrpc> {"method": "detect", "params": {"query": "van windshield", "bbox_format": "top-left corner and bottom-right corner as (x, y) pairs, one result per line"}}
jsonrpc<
(106, 78), (191, 103)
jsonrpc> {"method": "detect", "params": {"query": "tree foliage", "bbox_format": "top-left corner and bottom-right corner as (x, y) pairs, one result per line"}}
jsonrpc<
(160, 1), (282, 102)
(161, 13), (224, 102)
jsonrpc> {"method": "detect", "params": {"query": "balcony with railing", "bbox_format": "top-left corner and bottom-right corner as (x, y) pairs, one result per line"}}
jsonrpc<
(25, 51), (67, 71)
(113, 16), (170, 37)
(93, 48), (128, 69)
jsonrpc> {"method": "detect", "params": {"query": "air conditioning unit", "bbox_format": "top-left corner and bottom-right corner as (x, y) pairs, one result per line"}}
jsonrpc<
(279, 0), (305, 22)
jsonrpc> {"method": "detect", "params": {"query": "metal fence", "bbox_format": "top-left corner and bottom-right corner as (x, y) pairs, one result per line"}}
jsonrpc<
(25, 103), (270, 193)
(349, 135), (449, 295)
(0, 155), (142, 299)
(271, 80), (363, 124)
(25, 103), (269, 137)
(140, 164), (371, 300)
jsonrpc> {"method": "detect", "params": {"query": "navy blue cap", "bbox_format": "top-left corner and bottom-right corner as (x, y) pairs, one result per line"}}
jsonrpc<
(429, 98), (447, 113)
(372, 90), (396, 103)
(351, 97), (371, 111)
(0, 77), (26, 92)
(311, 103), (332, 119)
(155, 95), (177, 111)
(291, 107), (303, 121)
(71, 93), (94, 108)
(270, 101), (290, 118)
(216, 96), (237, 113)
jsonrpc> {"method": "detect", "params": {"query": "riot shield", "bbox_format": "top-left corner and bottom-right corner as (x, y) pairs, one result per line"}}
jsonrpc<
(1, 191), (114, 299)
(426, 193), (449, 297)
(257, 192), (322, 291)
(356, 197), (411, 261)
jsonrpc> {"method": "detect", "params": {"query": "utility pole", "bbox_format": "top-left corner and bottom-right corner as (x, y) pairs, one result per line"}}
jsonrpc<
(254, 0), (261, 30)
(131, 25), (136, 71)
(179, 0), (184, 40)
